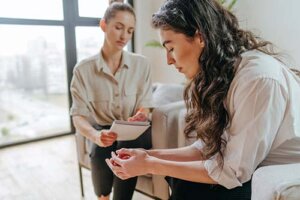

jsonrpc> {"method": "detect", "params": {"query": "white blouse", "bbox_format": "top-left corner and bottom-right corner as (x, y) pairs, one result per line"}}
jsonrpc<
(192, 50), (300, 189)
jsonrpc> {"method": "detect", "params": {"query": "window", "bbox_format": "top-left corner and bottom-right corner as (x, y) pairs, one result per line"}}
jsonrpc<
(76, 26), (104, 61)
(0, 0), (63, 20)
(75, 26), (129, 61)
(0, 25), (69, 145)
(78, 0), (109, 18)
(0, 0), (133, 147)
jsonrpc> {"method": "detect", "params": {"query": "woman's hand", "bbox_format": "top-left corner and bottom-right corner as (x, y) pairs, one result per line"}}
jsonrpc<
(94, 130), (117, 147)
(128, 108), (149, 122)
(127, 112), (148, 122)
(105, 148), (151, 180)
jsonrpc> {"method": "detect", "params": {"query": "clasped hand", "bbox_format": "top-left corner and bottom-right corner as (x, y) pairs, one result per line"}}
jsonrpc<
(105, 148), (149, 180)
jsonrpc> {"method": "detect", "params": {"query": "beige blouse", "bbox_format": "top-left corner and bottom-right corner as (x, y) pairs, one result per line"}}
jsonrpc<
(192, 50), (300, 189)
(70, 50), (152, 125)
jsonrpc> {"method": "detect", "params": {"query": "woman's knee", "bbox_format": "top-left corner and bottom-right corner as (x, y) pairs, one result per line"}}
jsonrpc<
(90, 143), (116, 162)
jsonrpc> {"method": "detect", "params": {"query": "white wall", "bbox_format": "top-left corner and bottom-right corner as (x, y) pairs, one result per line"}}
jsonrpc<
(235, 0), (300, 69)
(134, 0), (185, 84)
(134, 0), (300, 84)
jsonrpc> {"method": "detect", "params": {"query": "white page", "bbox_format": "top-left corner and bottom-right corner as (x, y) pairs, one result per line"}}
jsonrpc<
(110, 120), (150, 141)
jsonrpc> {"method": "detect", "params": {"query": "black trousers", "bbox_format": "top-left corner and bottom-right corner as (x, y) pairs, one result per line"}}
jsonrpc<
(166, 176), (251, 200)
(90, 125), (152, 200)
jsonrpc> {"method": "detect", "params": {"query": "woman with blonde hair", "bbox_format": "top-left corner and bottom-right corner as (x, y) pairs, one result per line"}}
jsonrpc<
(70, 2), (152, 200)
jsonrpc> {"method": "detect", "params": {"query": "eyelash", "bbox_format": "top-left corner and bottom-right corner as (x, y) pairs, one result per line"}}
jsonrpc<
(168, 48), (174, 53)
(116, 26), (133, 34)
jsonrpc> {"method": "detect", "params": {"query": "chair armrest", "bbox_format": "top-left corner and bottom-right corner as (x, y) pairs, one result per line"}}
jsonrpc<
(252, 163), (300, 200)
(74, 132), (91, 169)
(150, 101), (187, 200)
(152, 101), (187, 149)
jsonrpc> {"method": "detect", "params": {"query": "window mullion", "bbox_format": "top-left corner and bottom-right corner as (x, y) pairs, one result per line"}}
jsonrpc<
(63, 0), (78, 133)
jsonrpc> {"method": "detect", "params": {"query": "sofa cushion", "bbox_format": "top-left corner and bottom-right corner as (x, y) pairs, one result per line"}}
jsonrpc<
(275, 179), (300, 200)
(252, 163), (300, 200)
(152, 83), (185, 107)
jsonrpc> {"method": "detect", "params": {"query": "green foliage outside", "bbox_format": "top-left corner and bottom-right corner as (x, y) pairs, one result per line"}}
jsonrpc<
(7, 114), (15, 121)
(1, 127), (10, 136)
(0, 114), (16, 136)
(219, 0), (238, 11)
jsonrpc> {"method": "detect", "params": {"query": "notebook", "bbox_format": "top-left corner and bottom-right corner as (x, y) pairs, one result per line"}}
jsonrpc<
(110, 120), (150, 141)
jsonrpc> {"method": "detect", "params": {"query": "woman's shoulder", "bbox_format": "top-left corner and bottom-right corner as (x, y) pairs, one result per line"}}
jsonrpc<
(74, 54), (99, 70)
(235, 50), (286, 82)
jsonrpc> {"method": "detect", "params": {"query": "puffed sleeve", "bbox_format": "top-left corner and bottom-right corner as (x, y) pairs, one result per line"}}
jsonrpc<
(70, 68), (90, 117)
(204, 78), (288, 189)
(191, 139), (205, 150)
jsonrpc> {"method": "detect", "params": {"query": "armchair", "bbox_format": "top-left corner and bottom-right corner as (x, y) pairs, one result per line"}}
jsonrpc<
(74, 83), (186, 200)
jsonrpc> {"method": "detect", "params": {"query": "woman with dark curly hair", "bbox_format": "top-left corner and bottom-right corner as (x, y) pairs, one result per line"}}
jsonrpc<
(106, 0), (300, 199)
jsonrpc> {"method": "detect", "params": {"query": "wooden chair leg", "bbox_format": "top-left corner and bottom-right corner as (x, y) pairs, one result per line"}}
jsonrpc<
(78, 164), (85, 197)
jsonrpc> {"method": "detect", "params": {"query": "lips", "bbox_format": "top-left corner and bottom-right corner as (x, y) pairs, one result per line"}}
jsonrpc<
(117, 41), (125, 46)
(176, 67), (183, 72)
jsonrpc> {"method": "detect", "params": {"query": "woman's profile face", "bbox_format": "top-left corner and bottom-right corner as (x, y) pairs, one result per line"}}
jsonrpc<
(102, 11), (135, 50)
(159, 29), (204, 79)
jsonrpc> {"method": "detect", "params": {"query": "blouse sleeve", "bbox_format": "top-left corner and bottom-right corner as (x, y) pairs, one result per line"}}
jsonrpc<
(70, 68), (90, 117)
(204, 78), (288, 189)
(191, 139), (205, 150)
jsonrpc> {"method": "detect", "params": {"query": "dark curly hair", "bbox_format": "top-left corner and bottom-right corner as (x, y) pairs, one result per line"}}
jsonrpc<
(151, 0), (281, 162)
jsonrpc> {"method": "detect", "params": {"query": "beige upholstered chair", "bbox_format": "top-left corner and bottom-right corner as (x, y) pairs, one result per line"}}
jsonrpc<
(74, 84), (186, 200)
(75, 132), (163, 199)
(252, 163), (300, 200)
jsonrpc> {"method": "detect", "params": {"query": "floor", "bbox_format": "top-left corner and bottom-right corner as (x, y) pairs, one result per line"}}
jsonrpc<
(0, 135), (153, 200)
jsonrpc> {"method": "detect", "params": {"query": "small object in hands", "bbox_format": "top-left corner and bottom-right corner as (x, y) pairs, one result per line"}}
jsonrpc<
(137, 107), (145, 113)
(112, 160), (119, 166)
(111, 154), (130, 166)
(118, 154), (130, 159)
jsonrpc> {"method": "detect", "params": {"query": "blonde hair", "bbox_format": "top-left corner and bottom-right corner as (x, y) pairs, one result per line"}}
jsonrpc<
(104, 2), (135, 23)
(109, 0), (124, 5)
